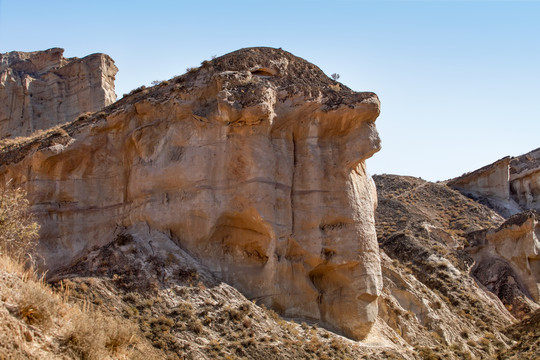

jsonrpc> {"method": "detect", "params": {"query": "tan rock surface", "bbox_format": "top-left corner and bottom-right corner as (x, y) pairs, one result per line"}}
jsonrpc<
(448, 157), (511, 201)
(0, 47), (382, 340)
(0, 48), (117, 138)
(448, 147), (540, 217)
(510, 147), (540, 212)
(468, 211), (540, 312)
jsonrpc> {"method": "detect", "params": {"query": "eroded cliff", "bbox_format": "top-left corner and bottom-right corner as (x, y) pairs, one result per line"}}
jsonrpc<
(448, 147), (540, 217)
(468, 210), (540, 316)
(0, 47), (382, 340)
(0, 48), (117, 139)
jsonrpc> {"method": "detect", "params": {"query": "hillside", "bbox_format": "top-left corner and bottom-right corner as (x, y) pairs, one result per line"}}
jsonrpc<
(0, 243), (407, 360)
(374, 174), (539, 359)
(1, 174), (538, 359)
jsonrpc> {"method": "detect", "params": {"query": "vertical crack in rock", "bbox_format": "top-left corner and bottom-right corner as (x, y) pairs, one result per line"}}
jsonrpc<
(290, 135), (297, 236)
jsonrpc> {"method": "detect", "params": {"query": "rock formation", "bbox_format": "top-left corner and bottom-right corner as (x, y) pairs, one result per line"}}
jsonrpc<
(447, 149), (540, 317)
(467, 211), (540, 316)
(3, 46), (540, 359)
(510, 148), (540, 212)
(0, 48), (117, 139)
(373, 174), (540, 358)
(448, 148), (540, 217)
(449, 157), (511, 202)
(0, 47), (382, 340)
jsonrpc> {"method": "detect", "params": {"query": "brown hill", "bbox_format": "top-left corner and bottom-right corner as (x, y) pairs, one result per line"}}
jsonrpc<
(374, 174), (539, 359)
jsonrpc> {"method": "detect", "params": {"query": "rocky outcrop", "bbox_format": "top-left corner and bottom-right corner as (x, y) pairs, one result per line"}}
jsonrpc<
(467, 211), (540, 317)
(0, 47), (382, 340)
(0, 48), (117, 139)
(448, 148), (540, 217)
(448, 157), (511, 201)
(510, 148), (540, 212)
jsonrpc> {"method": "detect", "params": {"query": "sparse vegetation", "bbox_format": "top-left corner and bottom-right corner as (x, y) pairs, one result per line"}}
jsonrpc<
(373, 174), (540, 359)
(0, 182), (39, 263)
(0, 187), (159, 359)
(0, 125), (69, 151)
(151, 80), (169, 86)
(0, 179), (535, 359)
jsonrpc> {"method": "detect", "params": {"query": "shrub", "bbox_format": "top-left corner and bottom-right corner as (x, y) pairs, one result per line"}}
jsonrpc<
(63, 309), (138, 360)
(0, 183), (39, 264)
(16, 280), (60, 328)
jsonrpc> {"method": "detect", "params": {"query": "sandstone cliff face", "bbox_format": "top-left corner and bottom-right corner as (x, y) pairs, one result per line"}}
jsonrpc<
(0, 48), (382, 340)
(448, 157), (511, 202)
(467, 211), (540, 316)
(510, 148), (540, 212)
(0, 48), (117, 139)
(448, 148), (540, 217)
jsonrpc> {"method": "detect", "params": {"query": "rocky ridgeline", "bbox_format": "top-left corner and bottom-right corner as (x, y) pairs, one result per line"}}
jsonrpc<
(0, 48), (117, 139)
(448, 148), (540, 217)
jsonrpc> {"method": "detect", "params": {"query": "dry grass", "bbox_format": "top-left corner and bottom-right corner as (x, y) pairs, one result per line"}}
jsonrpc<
(0, 252), (149, 359)
(0, 186), (158, 359)
(0, 125), (69, 149)
(0, 182), (40, 263)
(63, 309), (139, 360)
(17, 279), (60, 327)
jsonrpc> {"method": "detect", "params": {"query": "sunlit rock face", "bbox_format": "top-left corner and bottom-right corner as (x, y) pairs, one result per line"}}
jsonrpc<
(468, 211), (540, 314)
(0, 47), (382, 339)
(0, 48), (117, 139)
(510, 148), (540, 213)
(448, 147), (540, 218)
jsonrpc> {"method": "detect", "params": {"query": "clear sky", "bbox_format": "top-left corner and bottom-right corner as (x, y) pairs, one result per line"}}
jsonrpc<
(1, 0), (538, 181)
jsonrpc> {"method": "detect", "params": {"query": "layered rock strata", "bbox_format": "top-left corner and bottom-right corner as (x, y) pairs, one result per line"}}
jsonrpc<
(467, 211), (540, 316)
(0, 47), (382, 340)
(448, 157), (511, 202)
(510, 148), (540, 212)
(449, 148), (540, 217)
(0, 48), (117, 138)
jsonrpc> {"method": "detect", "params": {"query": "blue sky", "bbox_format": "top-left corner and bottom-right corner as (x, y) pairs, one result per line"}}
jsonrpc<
(1, 0), (539, 181)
